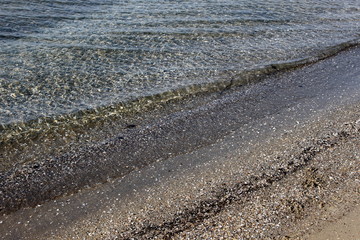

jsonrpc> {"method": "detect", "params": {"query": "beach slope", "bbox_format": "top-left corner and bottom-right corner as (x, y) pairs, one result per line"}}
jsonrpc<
(0, 46), (360, 239)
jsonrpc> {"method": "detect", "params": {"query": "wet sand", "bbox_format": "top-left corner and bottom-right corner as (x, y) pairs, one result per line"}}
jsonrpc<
(0, 46), (360, 239)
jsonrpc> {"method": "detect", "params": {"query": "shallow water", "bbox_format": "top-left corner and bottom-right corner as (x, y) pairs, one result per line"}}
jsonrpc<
(1, 0), (360, 125)
(1, 0), (360, 156)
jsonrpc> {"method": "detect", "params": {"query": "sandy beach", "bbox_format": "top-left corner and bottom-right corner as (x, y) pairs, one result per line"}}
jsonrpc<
(0, 46), (360, 239)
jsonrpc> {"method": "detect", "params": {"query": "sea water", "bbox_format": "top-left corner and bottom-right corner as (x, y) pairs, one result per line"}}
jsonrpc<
(1, 0), (360, 161)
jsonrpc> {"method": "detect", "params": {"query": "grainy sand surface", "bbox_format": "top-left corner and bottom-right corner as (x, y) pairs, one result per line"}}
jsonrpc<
(0, 46), (359, 239)
(307, 204), (360, 240)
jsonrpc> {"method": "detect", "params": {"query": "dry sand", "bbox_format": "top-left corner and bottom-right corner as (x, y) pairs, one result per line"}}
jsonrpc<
(307, 204), (360, 240)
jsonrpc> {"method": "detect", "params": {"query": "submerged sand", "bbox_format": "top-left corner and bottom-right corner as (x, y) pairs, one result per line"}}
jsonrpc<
(0, 46), (360, 239)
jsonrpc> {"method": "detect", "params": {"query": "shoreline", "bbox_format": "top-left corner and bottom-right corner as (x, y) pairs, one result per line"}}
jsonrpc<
(1, 41), (358, 174)
(0, 46), (360, 239)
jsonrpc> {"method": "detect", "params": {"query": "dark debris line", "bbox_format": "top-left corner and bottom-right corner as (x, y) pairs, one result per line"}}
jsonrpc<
(123, 126), (358, 239)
